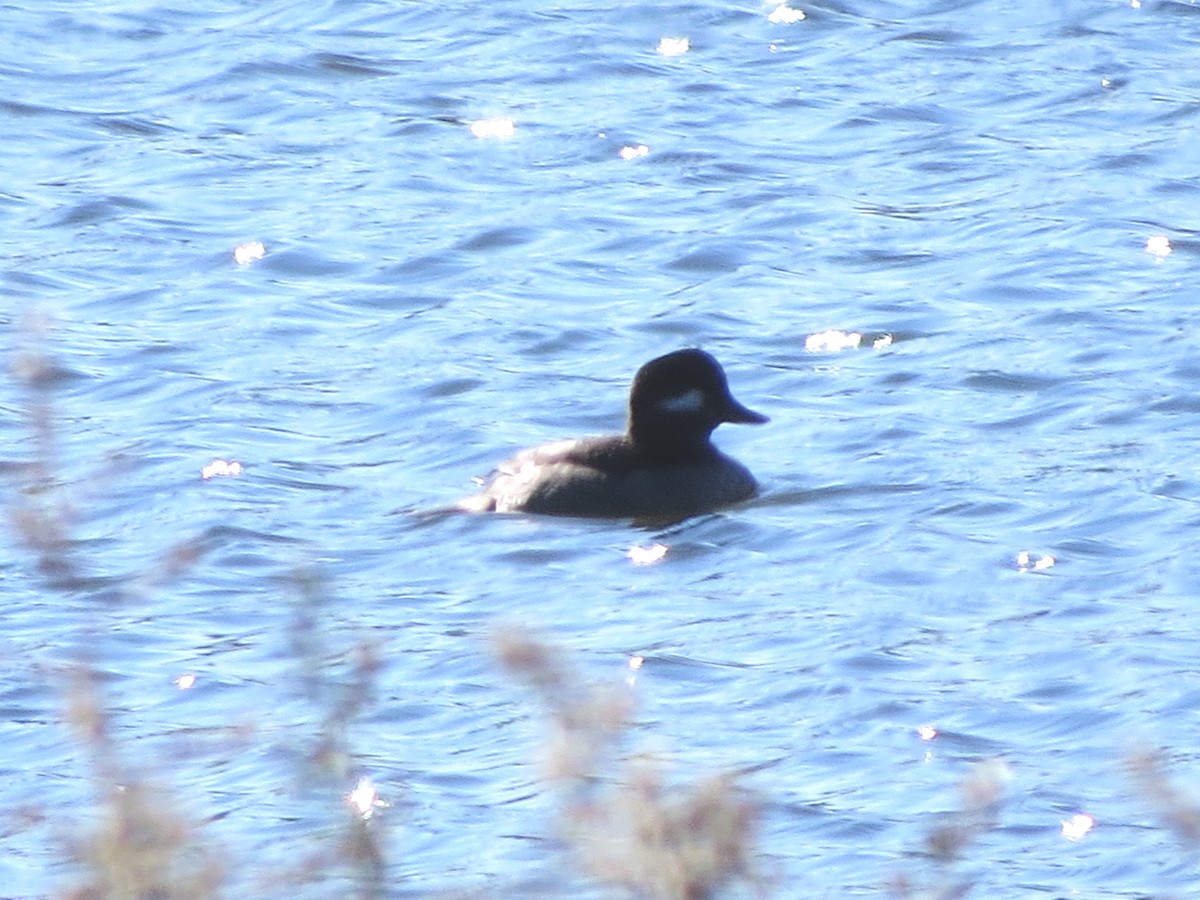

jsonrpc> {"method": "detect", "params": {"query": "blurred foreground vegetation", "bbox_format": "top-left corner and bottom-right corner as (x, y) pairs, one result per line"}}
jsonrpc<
(6, 322), (1199, 899)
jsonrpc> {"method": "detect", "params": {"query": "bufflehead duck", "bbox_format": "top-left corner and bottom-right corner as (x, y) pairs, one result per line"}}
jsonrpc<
(459, 349), (768, 520)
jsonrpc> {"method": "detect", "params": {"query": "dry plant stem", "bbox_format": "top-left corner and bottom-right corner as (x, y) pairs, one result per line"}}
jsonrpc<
(285, 566), (383, 778)
(9, 317), (77, 580)
(63, 663), (222, 900)
(282, 566), (389, 897)
(494, 628), (765, 900)
(8, 324), (221, 898)
(889, 760), (1009, 900)
(1126, 747), (1200, 845)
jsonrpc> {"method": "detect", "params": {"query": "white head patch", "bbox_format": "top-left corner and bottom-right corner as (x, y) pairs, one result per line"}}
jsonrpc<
(658, 388), (705, 413)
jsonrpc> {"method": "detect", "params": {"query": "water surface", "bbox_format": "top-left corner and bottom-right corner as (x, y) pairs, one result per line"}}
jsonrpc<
(3, 0), (1200, 896)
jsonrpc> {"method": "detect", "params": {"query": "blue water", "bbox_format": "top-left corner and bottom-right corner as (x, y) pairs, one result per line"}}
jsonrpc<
(4, 0), (1200, 896)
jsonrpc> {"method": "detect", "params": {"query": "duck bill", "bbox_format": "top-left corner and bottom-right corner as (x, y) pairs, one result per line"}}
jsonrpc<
(724, 398), (768, 425)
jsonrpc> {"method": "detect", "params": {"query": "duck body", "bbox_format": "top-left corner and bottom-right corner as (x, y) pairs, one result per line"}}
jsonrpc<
(460, 349), (767, 521)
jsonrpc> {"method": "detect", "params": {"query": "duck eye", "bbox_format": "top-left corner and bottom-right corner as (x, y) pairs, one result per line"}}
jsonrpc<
(657, 388), (705, 413)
